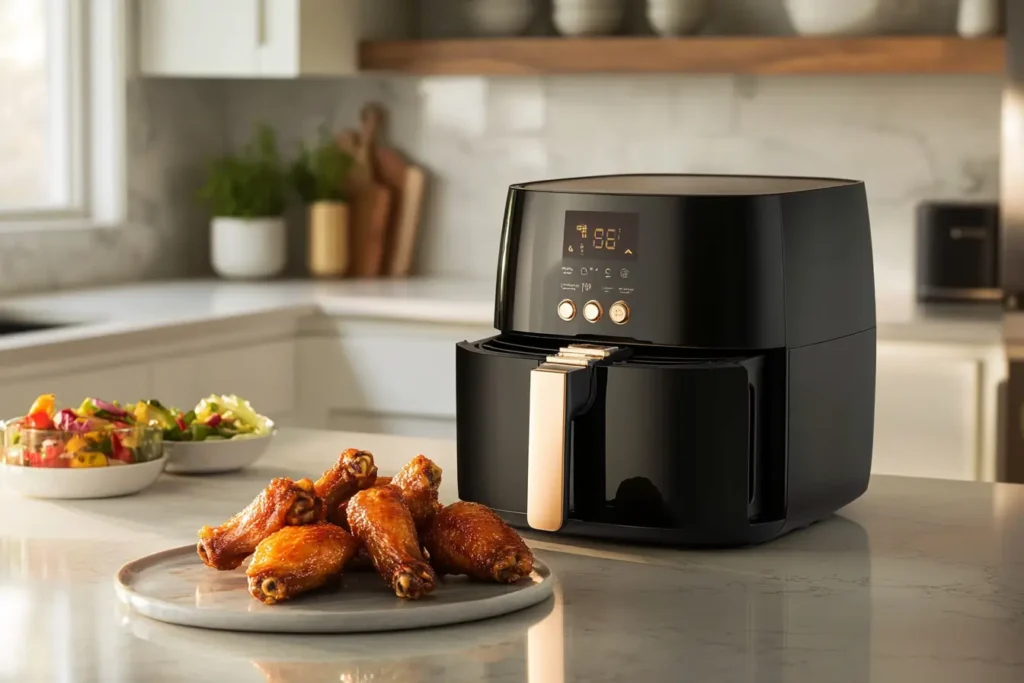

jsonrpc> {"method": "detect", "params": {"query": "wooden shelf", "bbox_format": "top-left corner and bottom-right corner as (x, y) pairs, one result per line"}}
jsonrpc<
(359, 36), (1005, 76)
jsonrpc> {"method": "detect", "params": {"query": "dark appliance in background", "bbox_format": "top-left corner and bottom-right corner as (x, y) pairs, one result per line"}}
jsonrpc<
(455, 174), (877, 547)
(916, 201), (1001, 303)
(1002, 2), (1024, 484)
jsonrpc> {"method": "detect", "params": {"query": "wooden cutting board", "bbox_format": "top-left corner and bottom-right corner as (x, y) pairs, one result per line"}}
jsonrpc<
(347, 104), (427, 277)
(338, 109), (393, 278)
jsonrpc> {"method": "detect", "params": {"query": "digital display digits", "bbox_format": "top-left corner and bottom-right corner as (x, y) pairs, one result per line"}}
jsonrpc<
(563, 210), (639, 261)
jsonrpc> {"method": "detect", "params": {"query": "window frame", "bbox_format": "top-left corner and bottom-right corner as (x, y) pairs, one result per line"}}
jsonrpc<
(0, 0), (127, 232)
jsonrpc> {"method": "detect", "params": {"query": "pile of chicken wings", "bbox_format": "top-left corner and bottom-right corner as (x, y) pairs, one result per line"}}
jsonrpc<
(195, 449), (534, 605)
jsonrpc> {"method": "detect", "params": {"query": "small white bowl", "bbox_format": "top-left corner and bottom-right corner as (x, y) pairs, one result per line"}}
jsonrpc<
(0, 456), (167, 499)
(783, 0), (930, 36)
(552, 0), (626, 37)
(647, 0), (708, 37)
(465, 0), (536, 37)
(163, 433), (275, 475)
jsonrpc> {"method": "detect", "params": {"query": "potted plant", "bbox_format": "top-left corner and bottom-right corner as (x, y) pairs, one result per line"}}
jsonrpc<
(198, 124), (288, 280)
(290, 128), (354, 278)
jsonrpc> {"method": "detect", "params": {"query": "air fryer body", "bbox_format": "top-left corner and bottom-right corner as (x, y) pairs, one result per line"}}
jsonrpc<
(456, 174), (877, 546)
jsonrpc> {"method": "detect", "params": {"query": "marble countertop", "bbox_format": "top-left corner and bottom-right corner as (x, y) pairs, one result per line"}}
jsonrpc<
(0, 279), (1006, 354)
(0, 278), (495, 353)
(1, 428), (1022, 683)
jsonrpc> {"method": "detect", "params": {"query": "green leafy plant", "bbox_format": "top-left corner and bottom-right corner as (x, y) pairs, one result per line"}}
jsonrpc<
(289, 127), (354, 204)
(197, 124), (288, 218)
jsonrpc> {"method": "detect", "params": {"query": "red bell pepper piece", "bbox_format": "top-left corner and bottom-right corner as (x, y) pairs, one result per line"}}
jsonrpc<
(175, 414), (187, 431)
(110, 432), (133, 464)
(23, 411), (54, 430)
(205, 413), (222, 428)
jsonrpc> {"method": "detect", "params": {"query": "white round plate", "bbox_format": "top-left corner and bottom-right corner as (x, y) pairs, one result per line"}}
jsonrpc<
(0, 456), (167, 499)
(163, 432), (274, 475)
(115, 544), (555, 634)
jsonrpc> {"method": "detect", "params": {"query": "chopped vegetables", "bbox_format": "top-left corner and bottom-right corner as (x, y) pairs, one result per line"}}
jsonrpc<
(1, 392), (275, 469)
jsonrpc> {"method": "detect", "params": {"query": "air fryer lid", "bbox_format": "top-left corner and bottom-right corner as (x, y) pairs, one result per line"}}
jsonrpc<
(513, 174), (859, 196)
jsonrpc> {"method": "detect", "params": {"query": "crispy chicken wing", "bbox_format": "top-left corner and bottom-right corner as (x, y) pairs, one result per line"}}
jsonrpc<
(246, 523), (361, 605)
(197, 477), (321, 570)
(333, 476), (392, 531)
(390, 455), (443, 529)
(423, 501), (534, 583)
(346, 486), (437, 599)
(315, 449), (378, 525)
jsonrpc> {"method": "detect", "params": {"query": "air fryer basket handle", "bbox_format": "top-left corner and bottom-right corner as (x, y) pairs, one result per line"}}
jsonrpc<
(527, 364), (592, 532)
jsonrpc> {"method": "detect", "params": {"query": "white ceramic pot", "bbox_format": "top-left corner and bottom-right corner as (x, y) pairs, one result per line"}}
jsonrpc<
(647, 0), (709, 36)
(957, 0), (1002, 38)
(552, 0), (626, 37)
(783, 0), (930, 36)
(465, 0), (536, 36)
(210, 216), (287, 280)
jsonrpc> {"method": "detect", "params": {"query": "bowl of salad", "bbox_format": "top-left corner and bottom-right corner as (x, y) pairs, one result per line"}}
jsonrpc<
(138, 394), (276, 474)
(1, 394), (166, 499)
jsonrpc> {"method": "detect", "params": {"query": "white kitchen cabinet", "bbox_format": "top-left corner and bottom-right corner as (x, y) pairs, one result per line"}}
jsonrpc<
(151, 340), (296, 416)
(138, 0), (368, 78)
(0, 366), (151, 420)
(873, 342), (989, 481)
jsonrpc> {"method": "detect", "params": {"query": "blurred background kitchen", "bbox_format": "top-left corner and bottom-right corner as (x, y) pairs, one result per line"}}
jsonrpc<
(0, 0), (1015, 482)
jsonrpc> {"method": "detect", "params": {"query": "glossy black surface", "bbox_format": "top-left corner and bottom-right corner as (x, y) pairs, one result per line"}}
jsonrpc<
(494, 174), (874, 349)
(0, 320), (65, 336)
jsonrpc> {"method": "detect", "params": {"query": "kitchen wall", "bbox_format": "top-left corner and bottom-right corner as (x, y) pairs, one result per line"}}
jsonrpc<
(223, 71), (1001, 298)
(0, 80), (223, 296)
(0, 0), (1001, 303)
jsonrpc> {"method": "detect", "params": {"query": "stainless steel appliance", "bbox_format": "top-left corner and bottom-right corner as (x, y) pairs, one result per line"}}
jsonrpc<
(455, 174), (877, 546)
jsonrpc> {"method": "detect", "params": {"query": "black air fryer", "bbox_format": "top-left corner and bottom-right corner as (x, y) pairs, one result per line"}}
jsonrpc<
(456, 174), (876, 547)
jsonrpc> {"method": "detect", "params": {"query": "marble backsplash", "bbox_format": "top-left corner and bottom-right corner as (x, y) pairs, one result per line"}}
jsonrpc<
(223, 72), (1001, 297)
(0, 79), (224, 296)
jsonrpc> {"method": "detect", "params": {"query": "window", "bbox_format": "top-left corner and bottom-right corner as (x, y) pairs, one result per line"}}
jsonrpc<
(0, 0), (126, 230)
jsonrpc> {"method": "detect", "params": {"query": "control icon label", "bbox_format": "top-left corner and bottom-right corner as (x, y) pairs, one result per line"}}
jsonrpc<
(620, 269), (629, 278)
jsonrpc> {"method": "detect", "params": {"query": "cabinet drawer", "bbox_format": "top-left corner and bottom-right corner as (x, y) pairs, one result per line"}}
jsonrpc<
(151, 341), (296, 417)
(300, 323), (494, 419)
(873, 348), (981, 480)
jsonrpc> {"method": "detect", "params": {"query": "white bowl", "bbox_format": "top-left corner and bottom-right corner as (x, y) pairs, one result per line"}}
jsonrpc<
(163, 433), (275, 475)
(783, 0), (930, 36)
(0, 456), (167, 499)
(647, 0), (708, 37)
(553, 0), (626, 37)
(465, 0), (536, 37)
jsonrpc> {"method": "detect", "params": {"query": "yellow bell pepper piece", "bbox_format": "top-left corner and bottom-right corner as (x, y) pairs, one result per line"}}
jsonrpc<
(28, 394), (56, 418)
(64, 435), (89, 454)
(70, 452), (107, 468)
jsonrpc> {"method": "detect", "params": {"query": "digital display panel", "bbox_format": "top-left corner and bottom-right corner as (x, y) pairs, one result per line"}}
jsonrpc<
(563, 211), (639, 261)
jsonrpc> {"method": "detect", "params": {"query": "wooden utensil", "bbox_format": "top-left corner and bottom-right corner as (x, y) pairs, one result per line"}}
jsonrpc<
(360, 103), (428, 277)
(340, 109), (392, 278)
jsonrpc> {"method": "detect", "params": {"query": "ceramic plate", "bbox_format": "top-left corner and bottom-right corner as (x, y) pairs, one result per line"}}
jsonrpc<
(163, 433), (274, 475)
(115, 545), (555, 634)
(0, 456), (167, 499)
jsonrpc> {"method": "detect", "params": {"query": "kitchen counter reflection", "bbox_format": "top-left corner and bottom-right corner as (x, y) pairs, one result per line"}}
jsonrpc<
(1, 429), (1022, 682)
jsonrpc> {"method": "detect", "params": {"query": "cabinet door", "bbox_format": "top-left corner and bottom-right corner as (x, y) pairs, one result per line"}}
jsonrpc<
(151, 341), (296, 418)
(139, 0), (259, 77)
(873, 346), (981, 480)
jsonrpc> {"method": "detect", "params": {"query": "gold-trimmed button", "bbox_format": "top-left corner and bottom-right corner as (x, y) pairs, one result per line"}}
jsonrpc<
(609, 300), (630, 325)
(557, 299), (576, 321)
(583, 300), (603, 323)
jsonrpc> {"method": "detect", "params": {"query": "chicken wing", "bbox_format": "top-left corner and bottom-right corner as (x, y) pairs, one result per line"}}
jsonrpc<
(346, 486), (436, 599)
(333, 476), (392, 531)
(246, 523), (361, 605)
(315, 449), (378, 525)
(390, 455), (443, 529)
(197, 477), (321, 570)
(423, 501), (534, 583)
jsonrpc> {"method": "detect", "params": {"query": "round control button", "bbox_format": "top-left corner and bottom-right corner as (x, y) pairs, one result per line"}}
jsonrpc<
(557, 299), (576, 321)
(609, 301), (630, 325)
(583, 300), (603, 323)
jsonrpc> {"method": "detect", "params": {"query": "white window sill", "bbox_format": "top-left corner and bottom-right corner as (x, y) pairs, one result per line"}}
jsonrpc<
(0, 217), (124, 235)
